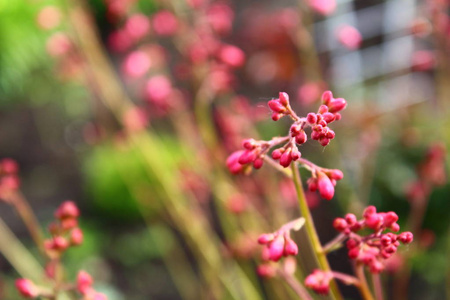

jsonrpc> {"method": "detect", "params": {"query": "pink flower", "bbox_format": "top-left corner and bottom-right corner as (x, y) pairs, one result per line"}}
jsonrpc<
(122, 51), (151, 78)
(125, 14), (151, 41)
(15, 279), (39, 298)
(77, 271), (93, 295)
(152, 11), (178, 36)
(308, 0), (336, 16)
(337, 25), (362, 50)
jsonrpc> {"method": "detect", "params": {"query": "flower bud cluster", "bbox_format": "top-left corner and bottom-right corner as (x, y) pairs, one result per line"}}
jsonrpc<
(0, 158), (20, 200)
(304, 269), (333, 295)
(306, 169), (343, 200)
(333, 206), (413, 273)
(257, 218), (303, 262)
(226, 137), (288, 174)
(45, 201), (83, 258)
(227, 90), (347, 175)
(307, 91), (346, 146)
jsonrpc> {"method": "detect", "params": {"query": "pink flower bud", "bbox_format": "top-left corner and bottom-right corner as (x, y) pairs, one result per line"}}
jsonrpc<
(279, 150), (293, 168)
(369, 259), (384, 273)
(363, 206), (377, 218)
(59, 218), (78, 230)
(125, 14), (150, 41)
(365, 214), (383, 230)
(384, 244), (397, 254)
(77, 271), (93, 295)
(55, 201), (80, 219)
(152, 10), (179, 36)
(305, 270), (331, 295)
(383, 212), (398, 227)
(272, 113), (282, 121)
(348, 247), (360, 259)
(398, 232), (413, 244)
(333, 218), (348, 232)
(15, 279), (39, 298)
(345, 213), (357, 226)
(278, 92), (290, 106)
(284, 238), (299, 256)
(319, 137), (330, 147)
(311, 130), (321, 140)
(257, 264), (276, 278)
(307, 178), (318, 192)
(295, 131), (307, 144)
(317, 172), (334, 200)
(346, 239), (359, 249)
(390, 222), (400, 232)
(321, 91), (333, 105)
(306, 113), (318, 124)
(145, 75), (173, 104)
(268, 235), (285, 261)
(271, 149), (283, 159)
(218, 45), (245, 68)
(226, 150), (245, 174)
(242, 139), (256, 150)
(380, 235), (392, 246)
(328, 169), (343, 180)
(92, 293), (108, 300)
(70, 227), (84, 246)
(1, 158), (19, 174)
(258, 233), (274, 244)
(322, 112), (335, 123)
(337, 25), (362, 50)
(122, 51), (151, 78)
(290, 124), (301, 135)
(53, 236), (69, 250)
(253, 158), (264, 169)
(290, 148), (301, 161)
(328, 98), (347, 113)
(318, 105), (328, 114)
(268, 99), (286, 114)
(238, 150), (257, 164)
(308, 0), (336, 16)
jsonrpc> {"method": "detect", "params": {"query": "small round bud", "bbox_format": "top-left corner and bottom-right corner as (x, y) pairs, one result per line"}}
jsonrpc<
(55, 201), (80, 219)
(271, 149), (283, 159)
(321, 91), (333, 105)
(333, 218), (348, 232)
(278, 92), (290, 106)
(284, 238), (299, 256)
(70, 228), (84, 246)
(398, 232), (413, 244)
(77, 271), (93, 295)
(307, 113), (318, 124)
(15, 279), (39, 298)
(258, 233), (274, 244)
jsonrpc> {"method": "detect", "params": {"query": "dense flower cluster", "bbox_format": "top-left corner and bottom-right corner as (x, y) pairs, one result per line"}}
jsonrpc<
(333, 206), (413, 273)
(227, 91), (346, 200)
(257, 218), (304, 262)
(16, 202), (107, 299)
(45, 201), (83, 258)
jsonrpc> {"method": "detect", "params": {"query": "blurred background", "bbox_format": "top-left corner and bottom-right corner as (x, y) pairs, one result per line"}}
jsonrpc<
(0, 0), (449, 299)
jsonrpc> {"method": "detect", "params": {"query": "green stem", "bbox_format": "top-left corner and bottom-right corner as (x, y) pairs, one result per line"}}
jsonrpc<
(354, 263), (374, 300)
(291, 163), (342, 300)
